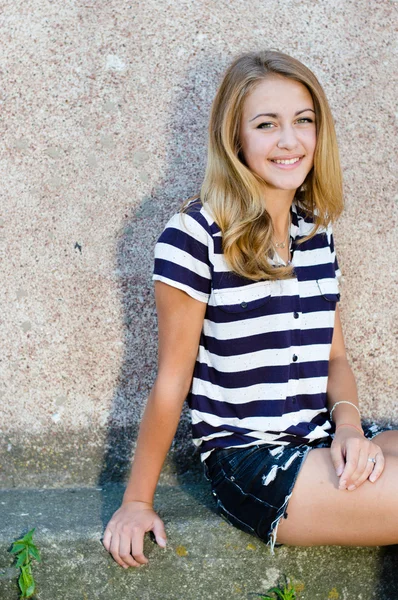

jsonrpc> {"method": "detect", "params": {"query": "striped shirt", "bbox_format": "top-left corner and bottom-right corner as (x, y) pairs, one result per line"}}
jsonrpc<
(153, 198), (341, 460)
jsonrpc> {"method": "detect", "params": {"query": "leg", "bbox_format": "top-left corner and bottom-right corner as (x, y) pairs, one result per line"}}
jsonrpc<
(277, 446), (398, 546)
(372, 430), (398, 457)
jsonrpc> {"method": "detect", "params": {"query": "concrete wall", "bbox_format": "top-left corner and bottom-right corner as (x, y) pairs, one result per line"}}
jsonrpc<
(1, 0), (397, 487)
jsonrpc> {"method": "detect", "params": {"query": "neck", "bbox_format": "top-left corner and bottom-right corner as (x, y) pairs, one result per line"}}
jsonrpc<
(263, 189), (295, 239)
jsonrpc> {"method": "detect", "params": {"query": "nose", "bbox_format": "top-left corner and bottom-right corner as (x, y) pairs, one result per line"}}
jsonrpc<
(277, 125), (299, 150)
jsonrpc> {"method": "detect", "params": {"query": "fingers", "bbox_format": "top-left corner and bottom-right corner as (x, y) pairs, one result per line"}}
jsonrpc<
(130, 526), (149, 566)
(339, 438), (369, 489)
(346, 449), (376, 491)
(102, 511), (167, 569)
(110, 532), (142, 569)
(330, 442), (345, 478)
(368, 452), (385, 483)
(346, 439), (373, 489)
(130, 517), (168, 563)
(331, 436), (361, 489)
(102, 528), (112, 552)
(152, 518), (167, 548)
(121, 530), (147, 567)
(336, 439), (384, 491)
(102, 522), (146, 569)
(348, 452), (385, 490)
(338, 448), (358, 490)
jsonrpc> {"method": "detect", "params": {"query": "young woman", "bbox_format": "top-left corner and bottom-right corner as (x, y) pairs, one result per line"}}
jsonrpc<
(103, 50), (398, 568)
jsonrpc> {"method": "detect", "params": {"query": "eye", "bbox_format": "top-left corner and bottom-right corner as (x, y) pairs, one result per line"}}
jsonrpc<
(256, 122), (275, 129)
(296, 117), (314, 124)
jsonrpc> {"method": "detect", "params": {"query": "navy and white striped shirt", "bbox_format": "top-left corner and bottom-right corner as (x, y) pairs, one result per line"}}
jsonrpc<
(153, 199), (341, 460)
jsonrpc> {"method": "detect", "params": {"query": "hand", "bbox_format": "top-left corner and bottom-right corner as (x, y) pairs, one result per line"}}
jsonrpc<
(330, 426), (385, 491)
(102, 501), (167, 568)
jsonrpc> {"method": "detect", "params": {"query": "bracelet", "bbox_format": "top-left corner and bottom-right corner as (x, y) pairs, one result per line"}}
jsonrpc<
(330, 401), (360, 422)
(335, 423), (364, 434)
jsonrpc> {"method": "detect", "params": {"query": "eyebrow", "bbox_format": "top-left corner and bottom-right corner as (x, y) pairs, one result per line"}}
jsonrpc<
(249, 108), (315, 122)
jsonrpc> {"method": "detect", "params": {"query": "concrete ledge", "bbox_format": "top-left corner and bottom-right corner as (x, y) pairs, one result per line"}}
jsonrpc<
(0, 422), (199, 489)
(1, 484), (397, 600)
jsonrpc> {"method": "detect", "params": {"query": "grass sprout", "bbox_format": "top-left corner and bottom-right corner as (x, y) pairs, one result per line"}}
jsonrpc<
(10, 528), (41, 599)
(257, 576), (298, 599)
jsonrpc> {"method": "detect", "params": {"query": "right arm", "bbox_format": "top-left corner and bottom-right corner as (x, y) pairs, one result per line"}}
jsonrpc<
(102, 281), (207, 568)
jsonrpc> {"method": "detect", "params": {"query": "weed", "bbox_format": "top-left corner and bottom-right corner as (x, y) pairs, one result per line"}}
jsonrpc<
(10, 528), (41, 599)
(257, 576), (298, 599)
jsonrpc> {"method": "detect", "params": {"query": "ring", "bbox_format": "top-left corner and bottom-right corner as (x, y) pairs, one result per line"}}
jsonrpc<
(368, 457), (376, 464)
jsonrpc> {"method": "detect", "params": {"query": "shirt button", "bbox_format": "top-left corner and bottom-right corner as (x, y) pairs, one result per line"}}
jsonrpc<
(293, 312), (299, 319)
(292, 354), (298, 362)
(240, 302), (247, 308)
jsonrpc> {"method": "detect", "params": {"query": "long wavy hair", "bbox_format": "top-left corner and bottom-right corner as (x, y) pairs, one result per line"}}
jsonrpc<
(197, 50), (343, 281)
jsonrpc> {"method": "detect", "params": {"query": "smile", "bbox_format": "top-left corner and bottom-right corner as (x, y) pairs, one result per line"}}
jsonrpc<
(272, 157), (301, 164)
(269, 156), (304, 169)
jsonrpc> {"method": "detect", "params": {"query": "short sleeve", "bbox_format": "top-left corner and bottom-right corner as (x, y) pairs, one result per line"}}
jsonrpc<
(326, 223), (342, 283)
(153, 211), (212, 303)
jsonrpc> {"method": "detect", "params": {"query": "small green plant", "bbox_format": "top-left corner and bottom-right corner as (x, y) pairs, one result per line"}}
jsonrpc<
(10, 528), (41, 599)
(258, 577), (298, 600)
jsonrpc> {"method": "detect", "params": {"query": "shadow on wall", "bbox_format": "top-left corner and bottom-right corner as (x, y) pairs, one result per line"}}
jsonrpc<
(95, 52), (398, 593)
(375, 546), (398, 598)
(97, 54), (226, 498)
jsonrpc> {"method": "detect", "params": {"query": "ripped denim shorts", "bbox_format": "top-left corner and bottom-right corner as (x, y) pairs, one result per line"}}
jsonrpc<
(203, 422), (390, 552)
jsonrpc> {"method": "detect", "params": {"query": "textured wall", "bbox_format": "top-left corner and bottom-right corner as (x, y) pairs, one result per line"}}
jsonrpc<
(1, 0), (397, 487)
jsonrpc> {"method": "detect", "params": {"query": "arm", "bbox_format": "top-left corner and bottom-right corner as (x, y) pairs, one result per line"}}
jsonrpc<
(327, 305), (361, 430)
(327, 305), (384, 490)
(102, 282), (207, 567)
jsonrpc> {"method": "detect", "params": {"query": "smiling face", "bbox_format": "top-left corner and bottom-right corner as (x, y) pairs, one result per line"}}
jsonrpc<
(239, 75), (317, 194)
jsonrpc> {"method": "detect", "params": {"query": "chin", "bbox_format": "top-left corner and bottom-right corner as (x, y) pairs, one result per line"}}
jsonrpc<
(266, 178), (306, 192)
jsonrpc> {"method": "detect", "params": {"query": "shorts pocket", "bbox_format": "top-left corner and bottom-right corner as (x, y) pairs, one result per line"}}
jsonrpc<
(221, 445), (260, 472)
(216, 499), (257, 535)
(213, 473), (276, 538)
(213, 472), (260, 535)
(223, 445), (266, 486)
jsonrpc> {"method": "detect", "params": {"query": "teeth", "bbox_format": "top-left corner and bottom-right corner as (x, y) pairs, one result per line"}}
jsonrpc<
(273, 157), (301, 164)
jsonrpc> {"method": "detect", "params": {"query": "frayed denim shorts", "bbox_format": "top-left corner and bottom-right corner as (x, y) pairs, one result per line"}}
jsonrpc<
(203, 422), (391, 552)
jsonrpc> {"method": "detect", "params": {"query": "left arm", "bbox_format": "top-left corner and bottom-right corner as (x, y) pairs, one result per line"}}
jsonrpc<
(327, 305), (384, 490)
(327, 306), (361, 429)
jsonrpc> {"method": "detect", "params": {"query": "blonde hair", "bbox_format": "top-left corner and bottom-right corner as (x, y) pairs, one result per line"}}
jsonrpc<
(198, 50), (343, 281)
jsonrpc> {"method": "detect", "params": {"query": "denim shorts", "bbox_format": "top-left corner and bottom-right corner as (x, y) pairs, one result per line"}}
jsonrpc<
(203, 422), (391, 552)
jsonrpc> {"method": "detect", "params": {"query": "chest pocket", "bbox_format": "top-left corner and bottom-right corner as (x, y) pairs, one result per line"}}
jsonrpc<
(211, 283), (272, 316)
(316, 278), (340, 303)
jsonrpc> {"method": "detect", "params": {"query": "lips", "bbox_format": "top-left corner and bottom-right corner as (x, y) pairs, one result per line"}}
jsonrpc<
(272, 157), (300, 165)
(269, 156), (304, 169)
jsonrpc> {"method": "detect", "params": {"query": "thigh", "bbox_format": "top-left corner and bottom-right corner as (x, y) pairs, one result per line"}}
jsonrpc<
(277, 446), (398, 547)
(372, 429), (398, 456)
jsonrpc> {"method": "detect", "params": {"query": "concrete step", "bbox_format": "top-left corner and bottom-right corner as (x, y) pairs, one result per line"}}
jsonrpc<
(0, 483), (397, 600)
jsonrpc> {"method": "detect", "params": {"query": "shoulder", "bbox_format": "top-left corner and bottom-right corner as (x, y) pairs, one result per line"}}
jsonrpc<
(292, 200), (334, 241)
(160, 198), (218, 246)
(153, 198), (213, 302)
(182, 197), (218, 232)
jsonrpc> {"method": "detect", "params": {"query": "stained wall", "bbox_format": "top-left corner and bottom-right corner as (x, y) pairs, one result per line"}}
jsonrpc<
(1, 0), (397, 486)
